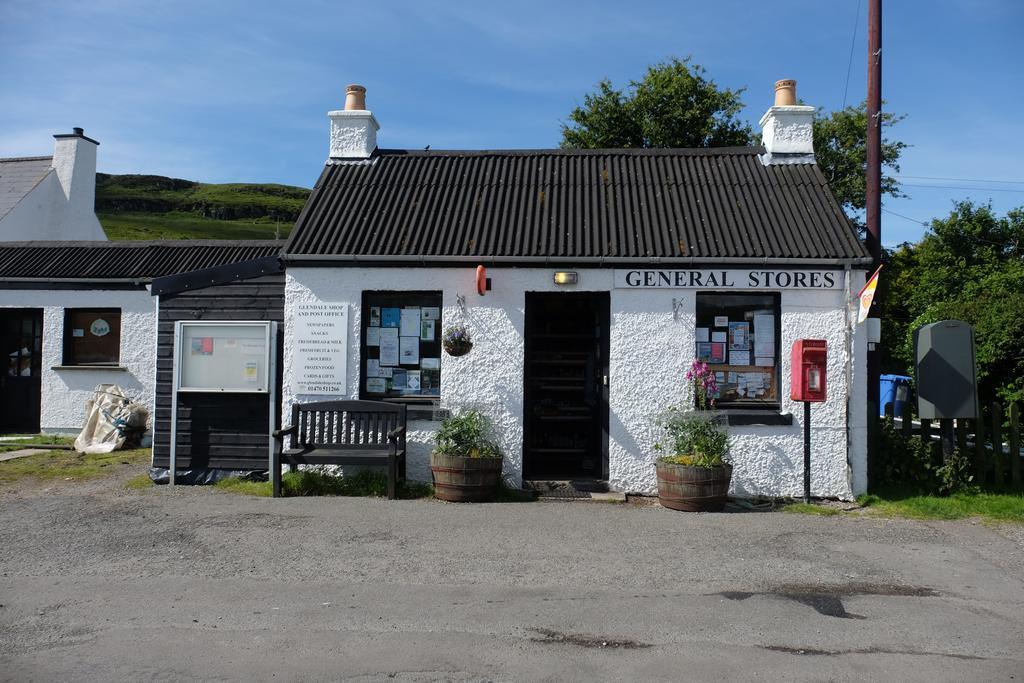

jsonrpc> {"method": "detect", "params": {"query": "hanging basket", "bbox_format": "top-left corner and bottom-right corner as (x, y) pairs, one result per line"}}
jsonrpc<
(443, 339), (473, 357)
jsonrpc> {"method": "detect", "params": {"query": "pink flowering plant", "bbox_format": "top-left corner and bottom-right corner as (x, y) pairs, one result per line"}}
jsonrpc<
(654, 361), (730, 468)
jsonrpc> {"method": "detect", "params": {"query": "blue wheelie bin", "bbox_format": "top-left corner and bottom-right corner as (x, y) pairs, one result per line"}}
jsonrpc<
(879, 374), (912, 417)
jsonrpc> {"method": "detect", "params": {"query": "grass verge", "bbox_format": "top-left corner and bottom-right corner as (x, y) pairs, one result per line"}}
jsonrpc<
(857, 487), (1024, 523)
(215, 469), (435, 499)
(783, 502), (841, 516)
(0, 447), (151, 486)
(0, 434), (74, 454)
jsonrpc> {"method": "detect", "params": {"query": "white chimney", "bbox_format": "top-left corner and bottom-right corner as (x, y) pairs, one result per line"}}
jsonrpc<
(52, 127), (99, 204)
(759, 79), (815, 165)
(328, 84), (379, 159)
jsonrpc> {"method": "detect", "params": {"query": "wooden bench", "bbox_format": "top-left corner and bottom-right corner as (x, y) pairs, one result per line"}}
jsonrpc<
(271, 400), (407, 499)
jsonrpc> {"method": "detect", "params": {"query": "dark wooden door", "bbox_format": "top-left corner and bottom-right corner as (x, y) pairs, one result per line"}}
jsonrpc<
(523, 292), (609, 480)
(0, 309), (43, 433)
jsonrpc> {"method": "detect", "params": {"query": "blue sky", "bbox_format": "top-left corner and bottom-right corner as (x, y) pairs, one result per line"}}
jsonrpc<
(2, 0), (1022, 246)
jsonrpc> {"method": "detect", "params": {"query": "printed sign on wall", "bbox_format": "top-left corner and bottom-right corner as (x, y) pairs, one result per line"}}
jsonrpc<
(613, 269), (844, 290)
(292, 302), (348, 395)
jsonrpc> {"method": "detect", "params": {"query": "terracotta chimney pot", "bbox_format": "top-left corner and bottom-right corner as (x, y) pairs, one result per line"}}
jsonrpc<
(774, 79), (797, 106)
(345, 84), (367, 111)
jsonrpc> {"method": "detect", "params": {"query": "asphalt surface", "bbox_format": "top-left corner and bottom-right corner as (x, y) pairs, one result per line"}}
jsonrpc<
(1, 471), (1022, 682)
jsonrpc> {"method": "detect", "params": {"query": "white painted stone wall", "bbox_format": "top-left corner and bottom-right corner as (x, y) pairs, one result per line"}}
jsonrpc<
(284, 267), (868, 499)
(0, 289), (157, 433)
(0, 137), (107, 241)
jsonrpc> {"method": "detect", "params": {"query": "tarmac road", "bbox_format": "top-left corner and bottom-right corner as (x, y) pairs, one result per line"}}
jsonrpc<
(1, 473), (1022, 681)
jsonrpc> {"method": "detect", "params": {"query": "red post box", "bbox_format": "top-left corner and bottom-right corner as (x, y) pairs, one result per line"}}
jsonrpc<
(791, 339), (828, 402)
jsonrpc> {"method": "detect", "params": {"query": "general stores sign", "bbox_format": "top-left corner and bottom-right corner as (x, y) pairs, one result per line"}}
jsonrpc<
(613, 269), (843, 290)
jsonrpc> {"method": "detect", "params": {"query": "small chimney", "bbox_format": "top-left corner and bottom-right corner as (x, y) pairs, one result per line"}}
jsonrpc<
(759, 79), (815, 165)
(328, 83), (379, 159)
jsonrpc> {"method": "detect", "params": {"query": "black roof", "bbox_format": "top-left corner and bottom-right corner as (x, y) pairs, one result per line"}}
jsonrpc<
(0, 240), (283, 281)
(284, 148), (869, 265)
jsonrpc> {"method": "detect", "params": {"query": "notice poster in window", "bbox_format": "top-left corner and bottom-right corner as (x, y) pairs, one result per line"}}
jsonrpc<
(755, 356), (775, 367)
(392, 368), (407, 390)
(753, 313), (775, 358)
(695, 327), (710, 343)
(420, 319), (435, 341)
(399, 308), (421, 337)
(191, 337), (214, 356)
(406, 370), (421, 391)
(421, 307), (440, 321)
(379, 367), (393, 378)
(399, 336), (420, 364)
(366, 359), (381, 377)
(730, 350), (751, 366)
(366, 377), (386, 394)
(369, 307), (381, 327)
(714, 316), (729, 327)
(244, 361), (258, 383)
(378, 327), (399, 365)
(421, 357), (440, 370)
(381, 308), (401, 328)
(728, 322), (749, 351)
(366, 327), (381, 347)
(709, 342), (726, 363)
(696, 342), (713, 362)
(711, 331), (727, 343)
(421, 366), (439, 392)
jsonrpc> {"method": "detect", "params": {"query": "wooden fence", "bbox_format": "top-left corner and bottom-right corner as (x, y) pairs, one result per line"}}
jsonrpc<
(868, 399), (1022, 490)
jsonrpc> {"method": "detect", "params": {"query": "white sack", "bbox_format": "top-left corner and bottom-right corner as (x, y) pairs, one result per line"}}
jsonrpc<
(74, 384), (150, 454)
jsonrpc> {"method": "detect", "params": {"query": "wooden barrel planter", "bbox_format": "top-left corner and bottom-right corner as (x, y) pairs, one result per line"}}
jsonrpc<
(655, 461), (732, 512)
(430, 453), (502, 502)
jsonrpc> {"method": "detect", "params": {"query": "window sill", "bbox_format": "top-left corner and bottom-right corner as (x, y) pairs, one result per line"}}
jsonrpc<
(51, 365), (129, 371)
(722, 408), (793, 426)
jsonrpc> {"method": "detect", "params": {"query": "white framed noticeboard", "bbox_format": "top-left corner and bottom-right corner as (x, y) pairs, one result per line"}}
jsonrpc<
(169, 320), (277, 486)
(175, 321), (274, 393)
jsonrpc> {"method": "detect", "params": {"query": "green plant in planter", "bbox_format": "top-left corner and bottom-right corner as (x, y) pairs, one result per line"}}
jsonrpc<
(432, 409), (503, 502)
(434, 409), (502, 458)
(655, 408), (730, 468)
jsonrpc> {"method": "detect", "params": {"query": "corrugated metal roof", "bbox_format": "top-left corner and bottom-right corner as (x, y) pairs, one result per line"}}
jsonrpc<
(284, 148), (869, 263)
(0, 240), (283, 281)
(0, 156), (53, 221)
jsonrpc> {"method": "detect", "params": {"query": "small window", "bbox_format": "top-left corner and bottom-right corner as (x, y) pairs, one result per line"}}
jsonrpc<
(360, 291), (442, 401)
(695, 293), (779, 406)
(64, 309), (121, 365)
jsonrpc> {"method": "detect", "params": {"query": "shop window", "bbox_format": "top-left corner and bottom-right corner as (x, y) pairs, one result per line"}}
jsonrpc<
(360, 291), (442, 401)
(63, 309), (121, 365)
(694, 293), (779, 407)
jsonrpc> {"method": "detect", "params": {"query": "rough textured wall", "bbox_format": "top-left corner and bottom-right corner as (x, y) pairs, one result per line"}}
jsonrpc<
(0, 289), (156, 432)
(285, 267), (865, 498)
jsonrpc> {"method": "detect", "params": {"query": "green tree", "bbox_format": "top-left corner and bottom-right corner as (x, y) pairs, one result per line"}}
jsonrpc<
(560, 57), (753, 149)
(812, 104), (908, 229)
(881, 201), (1024, 403)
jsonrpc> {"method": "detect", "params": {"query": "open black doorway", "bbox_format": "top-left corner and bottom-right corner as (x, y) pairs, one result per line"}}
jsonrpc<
(0, 309), (43, 433)
(523, 292), (609, 481)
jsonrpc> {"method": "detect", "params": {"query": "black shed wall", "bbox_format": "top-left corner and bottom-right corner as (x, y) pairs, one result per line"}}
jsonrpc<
(152, 273), (284, 470)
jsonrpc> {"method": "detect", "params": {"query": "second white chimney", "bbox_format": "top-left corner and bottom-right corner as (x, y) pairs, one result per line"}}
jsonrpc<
(759, 79), (815, 165)
(328, 84), (379, 159)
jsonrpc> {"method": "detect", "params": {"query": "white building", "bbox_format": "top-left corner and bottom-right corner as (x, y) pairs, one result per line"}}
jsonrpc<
(0, 128), (107, 242)
(0, 242), (282, 434)
(279, 83), (872, 499)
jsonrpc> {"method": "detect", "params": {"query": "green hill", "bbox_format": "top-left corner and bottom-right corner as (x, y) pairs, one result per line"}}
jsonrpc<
(95, 173), (310, 240)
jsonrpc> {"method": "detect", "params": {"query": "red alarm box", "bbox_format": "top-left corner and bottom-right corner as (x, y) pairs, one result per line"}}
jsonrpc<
(791, 339), (828, 402)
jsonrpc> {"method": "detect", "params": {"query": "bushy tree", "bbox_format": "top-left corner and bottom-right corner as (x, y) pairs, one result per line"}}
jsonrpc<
(882, 202), (1024, 403)
(813, 104), (908, 230)
(560, 57), (753, 149)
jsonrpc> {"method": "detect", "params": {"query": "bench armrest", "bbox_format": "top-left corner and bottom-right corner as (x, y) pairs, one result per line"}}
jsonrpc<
(272, 425), (297, 439)
(387, 425), (406, 444)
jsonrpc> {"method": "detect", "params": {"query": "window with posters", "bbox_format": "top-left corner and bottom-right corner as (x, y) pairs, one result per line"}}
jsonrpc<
(63, 309), (121, 365)
(694, 293), (780, 406)
(360, 291), (442, 401)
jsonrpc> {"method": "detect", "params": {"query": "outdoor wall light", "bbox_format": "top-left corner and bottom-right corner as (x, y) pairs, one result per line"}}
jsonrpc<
(553, 271), (578, 286)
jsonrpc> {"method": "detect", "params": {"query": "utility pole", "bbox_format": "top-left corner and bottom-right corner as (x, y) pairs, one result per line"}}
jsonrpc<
(866, 0), (883, 474)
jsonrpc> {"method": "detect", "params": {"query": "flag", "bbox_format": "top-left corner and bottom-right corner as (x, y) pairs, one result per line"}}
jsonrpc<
(857, 265), (882, 324)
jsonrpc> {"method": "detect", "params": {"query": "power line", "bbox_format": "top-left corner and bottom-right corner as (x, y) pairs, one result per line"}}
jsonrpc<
(881, 207), (927, 226)
(841, 0), (862, 109)
(897, 174), (1024, 185)
(900, 183), (1024, 194)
